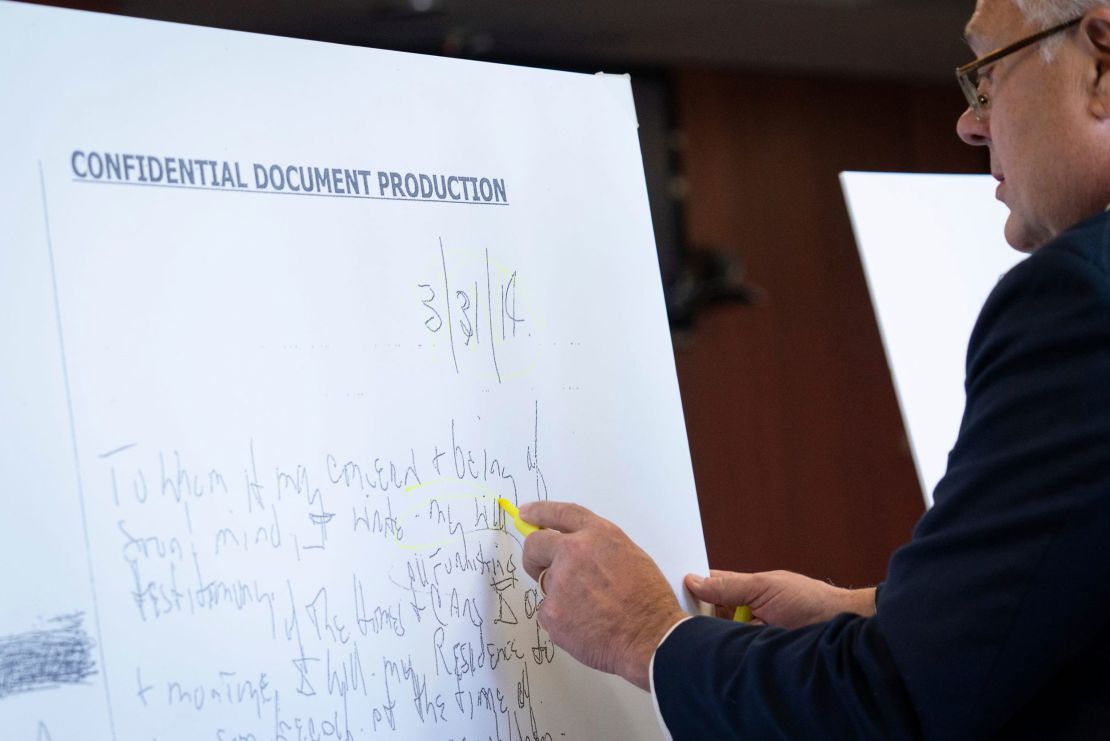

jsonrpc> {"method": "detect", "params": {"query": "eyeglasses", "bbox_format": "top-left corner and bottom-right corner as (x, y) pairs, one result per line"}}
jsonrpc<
(956, 16), (1082, 119)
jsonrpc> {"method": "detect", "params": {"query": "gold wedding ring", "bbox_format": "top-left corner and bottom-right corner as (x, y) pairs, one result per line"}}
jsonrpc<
(539, 568), (550, 596)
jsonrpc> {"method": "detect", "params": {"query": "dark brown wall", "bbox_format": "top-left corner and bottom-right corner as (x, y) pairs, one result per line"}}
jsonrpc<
(672, 69), (987, 587)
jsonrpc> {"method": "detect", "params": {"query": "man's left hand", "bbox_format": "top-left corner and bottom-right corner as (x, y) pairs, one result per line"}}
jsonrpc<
(520, 501), (687, 691)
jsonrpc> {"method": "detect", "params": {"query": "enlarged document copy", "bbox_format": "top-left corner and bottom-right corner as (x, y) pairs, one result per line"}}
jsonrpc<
(0, 4), (708, 739)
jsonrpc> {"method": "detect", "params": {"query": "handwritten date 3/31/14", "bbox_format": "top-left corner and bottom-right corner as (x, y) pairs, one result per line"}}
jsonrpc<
(418, 239), (525, 383)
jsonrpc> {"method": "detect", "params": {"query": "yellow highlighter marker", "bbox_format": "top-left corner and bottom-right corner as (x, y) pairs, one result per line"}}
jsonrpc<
(497, 498), (542, 537)
(733, 605), (754, 623)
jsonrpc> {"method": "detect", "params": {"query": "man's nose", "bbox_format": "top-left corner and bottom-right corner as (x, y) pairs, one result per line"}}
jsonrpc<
(957, 106), (990, 146)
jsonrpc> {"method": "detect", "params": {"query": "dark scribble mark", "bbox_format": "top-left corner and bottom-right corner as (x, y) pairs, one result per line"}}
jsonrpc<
(0, 612), (97, 699)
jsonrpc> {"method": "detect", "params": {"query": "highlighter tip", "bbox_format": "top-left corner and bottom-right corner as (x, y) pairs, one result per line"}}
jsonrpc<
(496, 497), (540, 537)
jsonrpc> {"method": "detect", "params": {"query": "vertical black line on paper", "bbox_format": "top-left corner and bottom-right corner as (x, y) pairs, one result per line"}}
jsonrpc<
(485, 248), (502, 383)
(440, 237), (459, 374)
(38, 160), (118, 739)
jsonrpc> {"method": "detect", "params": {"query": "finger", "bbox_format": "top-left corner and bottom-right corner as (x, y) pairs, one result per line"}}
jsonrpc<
(519, 501), (599, 533)
(685, 571), (759, 606)
(536, 595), (550, 632)
(522, 529), (561, 580)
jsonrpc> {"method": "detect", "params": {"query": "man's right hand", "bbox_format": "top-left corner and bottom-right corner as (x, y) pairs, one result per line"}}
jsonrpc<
(684, 570), (876, 629)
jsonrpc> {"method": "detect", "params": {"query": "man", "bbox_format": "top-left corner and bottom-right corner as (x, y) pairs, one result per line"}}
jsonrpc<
(521, 0), (1110, 737)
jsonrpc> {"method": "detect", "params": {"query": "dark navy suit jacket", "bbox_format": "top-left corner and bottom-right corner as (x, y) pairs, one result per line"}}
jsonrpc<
(654, 210), (1110, 739)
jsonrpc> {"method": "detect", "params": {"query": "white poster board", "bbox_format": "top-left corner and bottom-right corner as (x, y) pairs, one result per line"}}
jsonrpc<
(841, 172), (1024, 507)
(0, 3), (708, 739)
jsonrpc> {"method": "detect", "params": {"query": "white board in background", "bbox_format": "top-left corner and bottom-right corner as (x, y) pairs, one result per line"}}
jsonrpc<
(841, 172), (1024, 508)
(0, 3), (707, 739)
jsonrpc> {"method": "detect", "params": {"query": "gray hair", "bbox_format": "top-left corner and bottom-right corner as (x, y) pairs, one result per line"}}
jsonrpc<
(1013, 0), (1107, 57)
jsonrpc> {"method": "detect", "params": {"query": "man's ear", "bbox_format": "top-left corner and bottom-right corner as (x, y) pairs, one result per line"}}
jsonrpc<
(1081, 9), (1110, 119)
